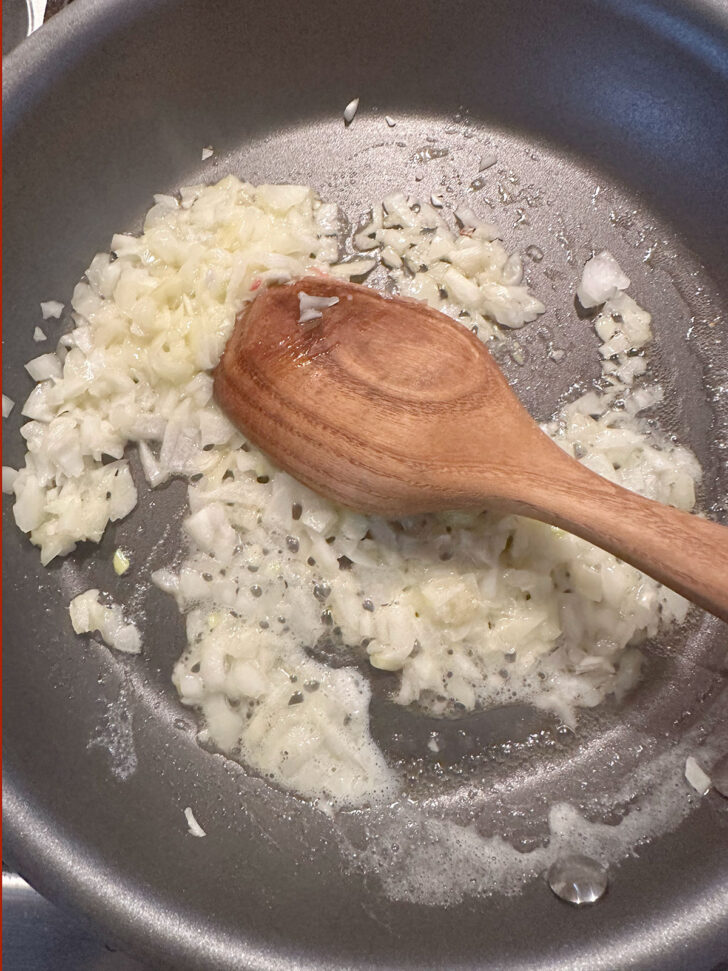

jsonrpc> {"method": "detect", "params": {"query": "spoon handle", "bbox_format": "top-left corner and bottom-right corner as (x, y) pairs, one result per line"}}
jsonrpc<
(507, 450), (728, 623)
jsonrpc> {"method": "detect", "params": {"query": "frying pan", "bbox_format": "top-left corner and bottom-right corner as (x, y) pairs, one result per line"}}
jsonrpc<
(3, 0), (728, 967)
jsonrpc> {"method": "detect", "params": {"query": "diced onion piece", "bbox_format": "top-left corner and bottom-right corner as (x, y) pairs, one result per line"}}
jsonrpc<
(69, 589), (142, 654)
(314, 202), (341, 236)
(685, 756), (711, 795)
(201, 146), (214, 161)
(255, 184), (312, 212)
(454, 206), (500, 241)
(21, 383), (54, 422)
(2, 394), (14, 418)
(40, 300), (64, 319)
(354, 231), (379, 252)
(13, 472), (45, 531)
(444, 266), (482, 309)
(184, 503), (237, 564)
(33, 327), (47, 342)
(343, 98), (359, 125)
(577, 250), (630, 308)
(329, 259), (377, 278)
(25, 353), (62, 382)
(501, 253), (523, 286)
(2, 466), (18, 494)
(184, 806), (207, 837)
(138, 441), (170, 488)
(380, 246), (403, 269)
(151, 568), (180, 594)
(298, 292), (340, 324)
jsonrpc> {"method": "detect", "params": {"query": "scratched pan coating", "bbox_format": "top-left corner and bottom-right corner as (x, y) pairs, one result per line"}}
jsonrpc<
(2, 0), (728, 968)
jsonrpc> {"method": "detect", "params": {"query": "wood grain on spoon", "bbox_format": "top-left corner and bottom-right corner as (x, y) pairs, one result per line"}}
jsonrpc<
(214, 277), (728, 623)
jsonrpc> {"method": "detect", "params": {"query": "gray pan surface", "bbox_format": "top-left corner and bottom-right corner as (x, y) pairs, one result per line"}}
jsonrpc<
(3, 0), (728, 967)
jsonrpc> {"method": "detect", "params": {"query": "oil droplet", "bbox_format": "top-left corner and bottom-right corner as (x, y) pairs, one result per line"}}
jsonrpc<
(411, 145), (449, 163)
(547, 854), (608, 905)
(525, 244), (544, 262)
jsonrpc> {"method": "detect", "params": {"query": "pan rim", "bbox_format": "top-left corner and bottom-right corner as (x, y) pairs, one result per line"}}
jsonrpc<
(3, 0), (728, 968)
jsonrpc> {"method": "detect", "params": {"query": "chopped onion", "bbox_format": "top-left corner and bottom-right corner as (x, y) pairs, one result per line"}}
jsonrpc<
(21, 383), (54, 422)
(479, 152), (497, 170)
(2, 394), (14, 418)
(343, 98), (359, 125)
(6, 175), (705, 813)
(385, 115), (396, 127)
(25, 353), (62, 382)
(454, 206), (500, 241)
(314, 202), (341, 237)
(151, 567), (180, 594)
(2, 466), (18, 494)
(328, 259), (376, 278)
(353, 230), (379, 252)
(577, 250), (630, 308)
(40, 300), (64, 319)
(12, 472), (45, 531)
(685, 756), (711, 795)
(184, 806), (207, 837)
(33, 327), (47, 342)
(298, 292), (340, 324)
(380, 246), (403, 269)
(501, 253), (523, 286)
(201, 146), (214, 161)
(184, 502), (237, 564)
(69, 589), (142, 654)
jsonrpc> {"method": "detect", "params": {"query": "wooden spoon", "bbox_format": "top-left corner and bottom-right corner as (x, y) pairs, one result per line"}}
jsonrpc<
(214, 277), (728, 623)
